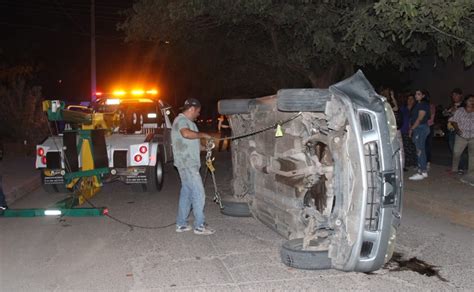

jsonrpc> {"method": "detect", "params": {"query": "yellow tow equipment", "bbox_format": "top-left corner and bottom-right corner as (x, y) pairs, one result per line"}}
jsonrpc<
(42, 100), (120, 205)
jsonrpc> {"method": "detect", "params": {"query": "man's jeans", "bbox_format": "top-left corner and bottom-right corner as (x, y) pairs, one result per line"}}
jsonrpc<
(452, 135), (474, 175)
(412, 124), (430, 172)
(176, 167), (206, 229)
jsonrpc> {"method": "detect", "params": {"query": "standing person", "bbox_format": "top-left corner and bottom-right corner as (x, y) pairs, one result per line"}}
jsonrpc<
(171, 98), (215, 235)
(443, 88), (464, 151)
(400, 94), (417, 169)
(425, 94), (436, 170)
(217, 114), (231, 152)
(444, 88), (468, 173)
(409, 89), (431, 181)
(449, 94), (474, 185)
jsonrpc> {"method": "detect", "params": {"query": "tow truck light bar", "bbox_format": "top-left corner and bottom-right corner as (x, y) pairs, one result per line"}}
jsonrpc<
(131, 89), (145, 95)
(113, 90), (126, 96)
(110, 89), (158, 97)
(146, 89), (158, 95)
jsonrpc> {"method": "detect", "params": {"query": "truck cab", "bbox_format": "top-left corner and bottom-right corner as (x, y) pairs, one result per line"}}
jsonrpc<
(36, 90), (175, 194)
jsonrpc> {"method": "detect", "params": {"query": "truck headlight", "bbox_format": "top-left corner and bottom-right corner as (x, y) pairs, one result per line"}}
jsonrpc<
(384, 102), (397, 142)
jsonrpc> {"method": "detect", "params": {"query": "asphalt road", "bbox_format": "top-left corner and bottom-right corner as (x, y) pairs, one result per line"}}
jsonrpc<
(1, 153), (473, 291)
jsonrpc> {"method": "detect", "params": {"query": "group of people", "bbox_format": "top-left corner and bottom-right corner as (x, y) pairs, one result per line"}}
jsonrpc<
(383, 87), (473, 184)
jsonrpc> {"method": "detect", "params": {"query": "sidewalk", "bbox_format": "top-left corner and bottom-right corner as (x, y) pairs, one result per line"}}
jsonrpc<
(0, 156), (40, 206)
(403, 163), (474, 228)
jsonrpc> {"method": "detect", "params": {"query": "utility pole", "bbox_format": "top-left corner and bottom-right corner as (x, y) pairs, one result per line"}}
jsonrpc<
(90, 0), (96, 102)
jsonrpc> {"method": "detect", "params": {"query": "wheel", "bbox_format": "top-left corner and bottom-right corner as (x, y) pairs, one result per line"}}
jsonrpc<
(277, 89), (330, 112)
(218, 99), (252, 115)
(280, 238), (332, 270)
(145, 147), (164, 192)
(220, 201), (252, 217)
(132, 148), (164, 193)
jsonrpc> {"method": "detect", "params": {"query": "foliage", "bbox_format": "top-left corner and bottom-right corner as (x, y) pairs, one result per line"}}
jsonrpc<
(119, 0), (474, 92)
(0, 61), (48, 145)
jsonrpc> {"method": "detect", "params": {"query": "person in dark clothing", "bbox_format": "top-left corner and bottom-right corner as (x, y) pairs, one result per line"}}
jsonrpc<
(409, 89), (431, 181)
(217, 115), (231, 152)
(400, 94), (417, 169)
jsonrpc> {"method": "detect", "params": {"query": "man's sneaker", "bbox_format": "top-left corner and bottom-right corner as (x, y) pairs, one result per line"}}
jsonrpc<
(176, 224), (192, 233)
(194, 226), (215, 235)
(409, 173), (428, 180)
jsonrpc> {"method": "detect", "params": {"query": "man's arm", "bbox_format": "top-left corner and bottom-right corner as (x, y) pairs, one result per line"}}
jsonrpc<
(180, 128), (211, 140)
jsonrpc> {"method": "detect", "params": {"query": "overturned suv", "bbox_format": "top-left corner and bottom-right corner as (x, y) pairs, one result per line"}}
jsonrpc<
(218, 71), (403, 272)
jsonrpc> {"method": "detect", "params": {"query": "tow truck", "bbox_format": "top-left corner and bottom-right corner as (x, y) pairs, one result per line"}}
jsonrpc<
(35, 89), (175, 204)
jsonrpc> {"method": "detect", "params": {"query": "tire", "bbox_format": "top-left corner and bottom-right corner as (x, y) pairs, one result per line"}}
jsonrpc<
(218, 99), (252, 115)
(220, 201), (252, 217)
(130, 147), (165, 193)
(277, 89), (330, 112)
(280, 238), (332, 270)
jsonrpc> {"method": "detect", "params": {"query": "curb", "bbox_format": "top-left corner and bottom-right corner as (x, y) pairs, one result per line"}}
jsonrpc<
(5, 176), (41, 205)
(403, 189), (474, 229)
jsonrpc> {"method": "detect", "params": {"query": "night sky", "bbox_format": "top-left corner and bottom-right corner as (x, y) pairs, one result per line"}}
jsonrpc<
(0, 0), (168, 102)
(1, 1), (473, 107)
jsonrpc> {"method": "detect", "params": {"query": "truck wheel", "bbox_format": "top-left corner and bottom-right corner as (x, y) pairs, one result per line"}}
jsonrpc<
(145, 147), (164, 192)
(277, 89), (330, 112)
(131, 148), (165, 193)
(220, 201), (252, 217)
(218, 99), (252, 115)
(41, 172), (57, 193)
(280, 238), (332, 270)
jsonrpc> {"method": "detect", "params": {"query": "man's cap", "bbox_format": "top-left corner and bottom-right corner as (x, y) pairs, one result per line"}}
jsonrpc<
(182, 98), (201, 109)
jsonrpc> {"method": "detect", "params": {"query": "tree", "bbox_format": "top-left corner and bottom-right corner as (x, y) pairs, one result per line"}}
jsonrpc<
(0, 59), (48, 146)
(119, 0), (473, 93)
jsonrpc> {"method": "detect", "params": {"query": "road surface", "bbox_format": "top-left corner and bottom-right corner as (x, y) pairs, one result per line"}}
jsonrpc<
(1, 153), (473, 291)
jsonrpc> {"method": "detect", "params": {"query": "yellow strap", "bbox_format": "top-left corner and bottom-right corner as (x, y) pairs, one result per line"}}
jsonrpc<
(206, 160), (215, 172)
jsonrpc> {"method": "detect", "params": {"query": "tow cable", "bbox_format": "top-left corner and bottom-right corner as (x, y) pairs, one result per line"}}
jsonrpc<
(204, 139), (224, 209)
(203, 112), (302, 209)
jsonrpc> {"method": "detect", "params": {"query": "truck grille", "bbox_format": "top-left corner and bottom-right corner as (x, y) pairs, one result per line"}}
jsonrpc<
(364, 141), (381, 231)
(359, 112), (373, 132)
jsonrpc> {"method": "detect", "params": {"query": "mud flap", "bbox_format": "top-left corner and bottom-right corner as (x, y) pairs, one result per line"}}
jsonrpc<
(63, 131), (79, 172)
(91, 129), (108, 168)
